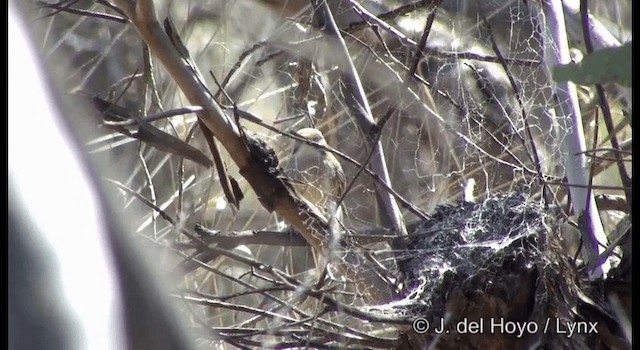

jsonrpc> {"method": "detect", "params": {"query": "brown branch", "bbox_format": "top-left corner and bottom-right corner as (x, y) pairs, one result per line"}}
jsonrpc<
(111, 0), (333, 255)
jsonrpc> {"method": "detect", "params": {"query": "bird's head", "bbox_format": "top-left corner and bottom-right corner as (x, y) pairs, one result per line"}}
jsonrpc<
(294, 128), (328, 146)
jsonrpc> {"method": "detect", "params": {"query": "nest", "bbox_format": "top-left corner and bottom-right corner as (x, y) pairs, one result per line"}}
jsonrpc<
(385, 192), (624, 349)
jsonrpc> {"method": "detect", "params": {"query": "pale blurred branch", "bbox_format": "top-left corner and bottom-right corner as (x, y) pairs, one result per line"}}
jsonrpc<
(537, 0), (608, 278)
(580, 0), (632, 211)
(312, 0), (407, 238)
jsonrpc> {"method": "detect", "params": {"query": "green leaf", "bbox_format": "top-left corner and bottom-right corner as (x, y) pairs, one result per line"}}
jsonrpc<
(552, 41), (631, 87)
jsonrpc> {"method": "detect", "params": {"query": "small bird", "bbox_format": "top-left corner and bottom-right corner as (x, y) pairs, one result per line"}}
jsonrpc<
(285, 128), (346, 226)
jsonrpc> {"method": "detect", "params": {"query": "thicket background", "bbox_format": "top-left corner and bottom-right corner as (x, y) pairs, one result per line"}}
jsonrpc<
(13, 0), (631, 349)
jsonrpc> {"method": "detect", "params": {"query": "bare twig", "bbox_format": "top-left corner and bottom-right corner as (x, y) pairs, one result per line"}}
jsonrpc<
(408, 5), (439, 76)
(36, 0), (128, 23)
(190, 224), (399, 247)
(543, 180), (630, 191)
(347, 0), (432, 31)
(214, 41), (267, 101)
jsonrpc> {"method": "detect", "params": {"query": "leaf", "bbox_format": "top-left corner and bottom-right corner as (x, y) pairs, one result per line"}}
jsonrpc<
(552, 42), (631, 87)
